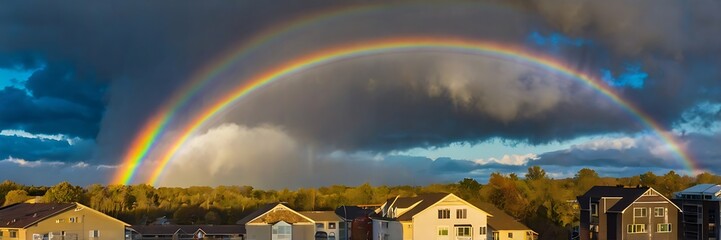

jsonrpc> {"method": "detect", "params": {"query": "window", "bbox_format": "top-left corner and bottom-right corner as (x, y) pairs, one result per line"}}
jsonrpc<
(657, 223), (672, 233)
(654, 207), (665, 217)
(329, 222), (336, 229)
(316, 223), (325, 229)
(89, 230), (100, 238)
(633, 208), (647, 218)
(439, 209), (451, 219)
(455, 226), (471, 237)
(272, 223), (292, 240)
(438, 226), (449, 236)
(69, 217), (78, 223)
(382, 222), (389, 229)
(456, 209), (467, 219)
(55, 219), (65, 223)
(438, 209), (450, 219)
(591, 203), (598, 216)
(627, 224), (646, 233)
(9, 230), (18, 238)
(480, 226), (487, 235)
(508, 232), (513, 238)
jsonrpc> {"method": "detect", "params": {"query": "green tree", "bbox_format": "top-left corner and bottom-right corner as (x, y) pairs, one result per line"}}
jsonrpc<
(3, 190), (31, 206)
(43, 182), (84, 203)
(525, 166), (547, 181)
(574, 168), (600, 195)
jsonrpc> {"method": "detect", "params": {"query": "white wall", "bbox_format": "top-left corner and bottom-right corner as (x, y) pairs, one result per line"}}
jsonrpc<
(412, 196), (489, 240)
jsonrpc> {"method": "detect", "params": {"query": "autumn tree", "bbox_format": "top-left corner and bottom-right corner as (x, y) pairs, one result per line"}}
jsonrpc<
(3, 190), (31, 206)
(43, 182), (84, 203)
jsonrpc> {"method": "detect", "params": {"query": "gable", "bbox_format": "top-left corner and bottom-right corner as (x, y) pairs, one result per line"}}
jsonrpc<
(399, 193), (491, 221)
(249, 205), (313, 224)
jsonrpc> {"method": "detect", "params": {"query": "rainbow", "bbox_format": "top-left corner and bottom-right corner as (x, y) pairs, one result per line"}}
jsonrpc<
(117, 37), (699, 185)
(111, 4), (383, 185)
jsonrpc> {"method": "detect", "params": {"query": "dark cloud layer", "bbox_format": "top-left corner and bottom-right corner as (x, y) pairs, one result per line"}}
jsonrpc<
(0, 0), (720, 186)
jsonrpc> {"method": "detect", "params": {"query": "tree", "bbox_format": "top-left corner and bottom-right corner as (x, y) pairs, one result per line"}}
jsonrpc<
(3, 190), (31, 206)
(43, 182), (84, 203)
(574, 168), (600, 195)
(457, 178), (482, 201)
(526, 166), (547, 181)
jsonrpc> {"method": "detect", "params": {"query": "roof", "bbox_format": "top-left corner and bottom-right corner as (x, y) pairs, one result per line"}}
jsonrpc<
(299, 211), (342, 222)
(676, 184), (721, 196)
(236, 203), (282, 225)
(394, 193), (449, 221)
(579, 186), (650, 199)
(0, 203), (76, 228)
(335, 206), (375, 220)
(477, 202), (532, 231)
(130, 225), (245, 235)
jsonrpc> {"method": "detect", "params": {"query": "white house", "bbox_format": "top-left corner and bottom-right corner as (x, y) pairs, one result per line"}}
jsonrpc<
(371, 193), (492, 240)
(300, 211), (343, 240)
(237, 203), (316, 240)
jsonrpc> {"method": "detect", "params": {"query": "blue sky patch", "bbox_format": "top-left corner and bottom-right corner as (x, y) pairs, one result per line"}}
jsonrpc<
(528, 31), (588, 50)
(601, 64), (647, 89)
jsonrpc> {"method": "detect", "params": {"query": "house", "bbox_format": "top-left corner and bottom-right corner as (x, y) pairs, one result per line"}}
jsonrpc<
(237, 203), (315, 240)
(577, 186), (681, 240)
(370, 192), (491, 240)
(335, 206), (376, 240)
(672, 184), (721, 240)
(476, 202), (537, 240)
(0, 202), (129, 240)
(299, 211), (342, 240)
(128, 225), (245, 239)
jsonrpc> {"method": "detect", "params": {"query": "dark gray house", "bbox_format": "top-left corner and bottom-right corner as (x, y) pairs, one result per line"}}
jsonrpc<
(672, 184), (721, 240)
(578, 186), (681, 240)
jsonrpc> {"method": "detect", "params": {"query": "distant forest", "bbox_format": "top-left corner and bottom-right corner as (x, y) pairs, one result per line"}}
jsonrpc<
(3, 167), (721, 239)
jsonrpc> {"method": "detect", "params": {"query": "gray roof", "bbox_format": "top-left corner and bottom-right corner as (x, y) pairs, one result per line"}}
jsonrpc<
(676, 184), (721, 196)
(236, 203), (283, 225)
(0, 203), (76, 228)
(477, 202), (532, 231)
(299, 211), (342, 222)
(393, 193), (449, 221)
(335, 206), (374, 220)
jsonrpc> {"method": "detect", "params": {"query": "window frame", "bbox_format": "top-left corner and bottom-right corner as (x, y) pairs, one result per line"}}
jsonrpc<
(438, 209), (450, 219)
(316, 223), (325, 229)
(654, 207), (665, 217)
(456, 209), (467, 219)
(657, 223), (672, 233)
(89, 230), (100, 238)
(480, 226), (487, 235)
(9, 230), (18, 238)
(329, 222), (336, 229)
(633, 208), (647, 218)
(455, 226), (472, 237)
(591, 203), (598, 216)
(508, 232), (513, 238)
(437, 226), (449, 236)
(627, 224), (646, 233)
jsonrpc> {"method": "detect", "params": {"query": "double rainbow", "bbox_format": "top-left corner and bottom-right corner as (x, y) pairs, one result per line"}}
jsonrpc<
(113, 37), (697, 185)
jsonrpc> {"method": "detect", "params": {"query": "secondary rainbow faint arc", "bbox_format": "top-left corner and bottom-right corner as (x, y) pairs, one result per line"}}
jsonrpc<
(111, 4), (382, 185)
(132, 37), (698, 185)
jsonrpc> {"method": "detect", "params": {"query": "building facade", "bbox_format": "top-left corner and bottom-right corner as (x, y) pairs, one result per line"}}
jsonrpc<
(237, 203), (315, 240)
(0, 202), (129, 240)
(578, 186), (681, 240)
(672, 184), (721, 240)
(371, 193), (490, 240)
(476, 202), (536, 240)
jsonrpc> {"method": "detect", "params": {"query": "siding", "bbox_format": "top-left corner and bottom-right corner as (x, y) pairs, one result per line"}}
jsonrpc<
(21, 206), (125, 240)
(411, 196), (488, 239)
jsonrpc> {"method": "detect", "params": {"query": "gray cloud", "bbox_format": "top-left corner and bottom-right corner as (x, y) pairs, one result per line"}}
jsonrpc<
(1, 0), (720, 186)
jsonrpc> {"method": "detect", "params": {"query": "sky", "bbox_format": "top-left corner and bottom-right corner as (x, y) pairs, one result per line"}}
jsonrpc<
(1, 0), (720, 189)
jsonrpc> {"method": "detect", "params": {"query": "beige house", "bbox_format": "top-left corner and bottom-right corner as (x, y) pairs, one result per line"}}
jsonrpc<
(476, 202), (537, 240)
(371, 193), (491, 240)
(0, 202), (129, 240)
(238, 203), (315, 240)
(299, 211), (342, 240)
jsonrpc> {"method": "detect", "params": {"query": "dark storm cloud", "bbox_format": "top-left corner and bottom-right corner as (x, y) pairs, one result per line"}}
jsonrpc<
(0, 135), (93, 162)
(1, 0), (720, 181)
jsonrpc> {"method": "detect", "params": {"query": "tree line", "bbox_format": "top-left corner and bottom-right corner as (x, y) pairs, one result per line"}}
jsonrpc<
(2, 167), (720, 240)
